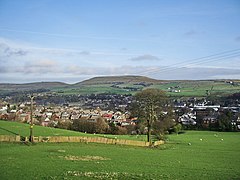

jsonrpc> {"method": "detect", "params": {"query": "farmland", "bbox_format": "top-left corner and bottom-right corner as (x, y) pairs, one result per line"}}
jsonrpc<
(56, 79), (240, 97)
(0, 122), (240, 179)
(0, 120), (147, 141)
(1, 76), (240, 98)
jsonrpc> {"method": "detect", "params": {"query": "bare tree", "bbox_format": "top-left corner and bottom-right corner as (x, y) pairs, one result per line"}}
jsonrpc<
(134, 88), (169, 143)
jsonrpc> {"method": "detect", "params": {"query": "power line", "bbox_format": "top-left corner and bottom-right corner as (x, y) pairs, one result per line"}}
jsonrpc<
(148, 53), (240, 76)
(144, 52), (240, 75)
(139, 48), (240, 75)
(137, 48), (240, 76)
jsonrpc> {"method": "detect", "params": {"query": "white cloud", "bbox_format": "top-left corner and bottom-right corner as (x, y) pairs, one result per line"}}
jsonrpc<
(28, 59), (57, 68)
(147, 67), (240, 80)
(0, 43), (28, 57)
(1, 37), (240, 83)
(79, 51), (90, 55)
(129, 54), (161, 61)
(1, 64), (240, 83)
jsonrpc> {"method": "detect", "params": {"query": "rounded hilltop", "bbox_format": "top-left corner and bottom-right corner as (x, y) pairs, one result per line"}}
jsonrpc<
(75, 75), (162, 86)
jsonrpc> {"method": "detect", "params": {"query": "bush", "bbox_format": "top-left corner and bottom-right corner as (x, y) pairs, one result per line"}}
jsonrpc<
(155, 133), (167, 141)
(71, 117), (109, 134)
(116, 127), (127, 135)
(173, 123), (182, 134)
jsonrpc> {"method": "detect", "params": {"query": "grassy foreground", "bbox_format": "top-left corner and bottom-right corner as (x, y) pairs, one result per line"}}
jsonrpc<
(0, 120), (88, 137)
(0, 120), (147, 141)
(0, 131), (240, 179)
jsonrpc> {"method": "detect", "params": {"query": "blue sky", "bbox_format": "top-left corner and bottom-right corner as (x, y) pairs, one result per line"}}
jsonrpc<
(0, 0), (240, 83)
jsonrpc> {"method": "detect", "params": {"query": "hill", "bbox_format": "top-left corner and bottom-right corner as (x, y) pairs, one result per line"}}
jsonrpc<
(0, 82), (68, 91)
(0, 76), (164, 96)
(0, 76), (239, 97)
(75, 75), (162, 85)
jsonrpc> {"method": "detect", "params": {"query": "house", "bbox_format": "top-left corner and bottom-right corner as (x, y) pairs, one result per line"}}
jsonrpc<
(202, 115), (218, 128)
(121, 121), (130, 126)
(0, 113), (9, 120)
(102, 113), (113, 121)
(45, 112), (53, 118)
(19, 113), (30, 123)
(19, 103), (25, 108)
(71, 114), (81, 120)
(178, 113), (196, 125)
(41, 117), (50, 126)
(194, 104), (220, 110)
(61, 112), (70, 119)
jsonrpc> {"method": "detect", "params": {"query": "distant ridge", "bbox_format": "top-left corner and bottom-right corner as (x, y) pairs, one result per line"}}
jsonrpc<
(0, 82), (68, 91)
(75, 75), (162, 85)
(1, 76), (239, 95)
(0, 76), (161, 91)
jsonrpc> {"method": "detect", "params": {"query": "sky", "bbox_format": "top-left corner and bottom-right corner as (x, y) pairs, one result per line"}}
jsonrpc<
(0, 0), (240, 83)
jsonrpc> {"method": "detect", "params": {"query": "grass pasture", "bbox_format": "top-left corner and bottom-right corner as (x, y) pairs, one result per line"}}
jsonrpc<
(1, 78), (240, 97)
(0, 120), (146, 141)
(0, 128), (240, 179)
(55, 84), (134, 95)
(151, 80), (240, 97)
(50, 78), (240, 97)
(0, 120), (89, 137)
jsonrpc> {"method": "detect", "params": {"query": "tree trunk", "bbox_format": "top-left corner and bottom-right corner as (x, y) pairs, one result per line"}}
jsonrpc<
(147, 120), (151, 143)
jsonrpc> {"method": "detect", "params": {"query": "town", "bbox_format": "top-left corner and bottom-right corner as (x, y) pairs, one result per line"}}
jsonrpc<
(1, 92), (240, 134)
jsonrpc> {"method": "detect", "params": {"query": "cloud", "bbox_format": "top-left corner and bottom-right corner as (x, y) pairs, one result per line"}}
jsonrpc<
(0, 66), (8, 73)
(16, 59), (59, 74)
(129, 54), (161, 61)
(79, 51), (90, 55)
(0, 43), (28, 57)
(28, 59), (57, 68)
(1, 64), (240, 83)
(24, 47), (91, 56)
(0, 60), (59, 75)
(0, 38), (93, 58)
(145, 67), (240, 80)
(64, 65), (146, 76)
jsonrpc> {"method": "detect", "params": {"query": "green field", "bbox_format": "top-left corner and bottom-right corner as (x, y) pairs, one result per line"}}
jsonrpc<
(55, 80), (240, 97)
(0, 122), (240, 179)
(151, 80), (240, 97)
(0, 120), (91, 137)
(55, 85), (132, 95)
(1, 77), (240, 97)
(0, 120), (146, 141)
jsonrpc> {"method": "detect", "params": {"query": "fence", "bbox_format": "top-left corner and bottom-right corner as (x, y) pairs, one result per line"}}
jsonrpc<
(0, 135), (21, 142)
(0, 135), (164, 147)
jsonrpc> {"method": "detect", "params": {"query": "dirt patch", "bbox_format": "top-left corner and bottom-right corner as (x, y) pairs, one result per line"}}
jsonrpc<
(57, 149), (66, 153)
(65, 171), (145, 179)
(60, 155), (110, 161)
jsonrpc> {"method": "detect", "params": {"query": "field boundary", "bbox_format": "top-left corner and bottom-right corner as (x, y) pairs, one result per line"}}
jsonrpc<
(0, 135), (164, 147)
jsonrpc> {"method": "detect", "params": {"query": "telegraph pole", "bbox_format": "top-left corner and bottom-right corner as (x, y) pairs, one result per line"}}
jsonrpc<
(29, 95), (34, 142)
